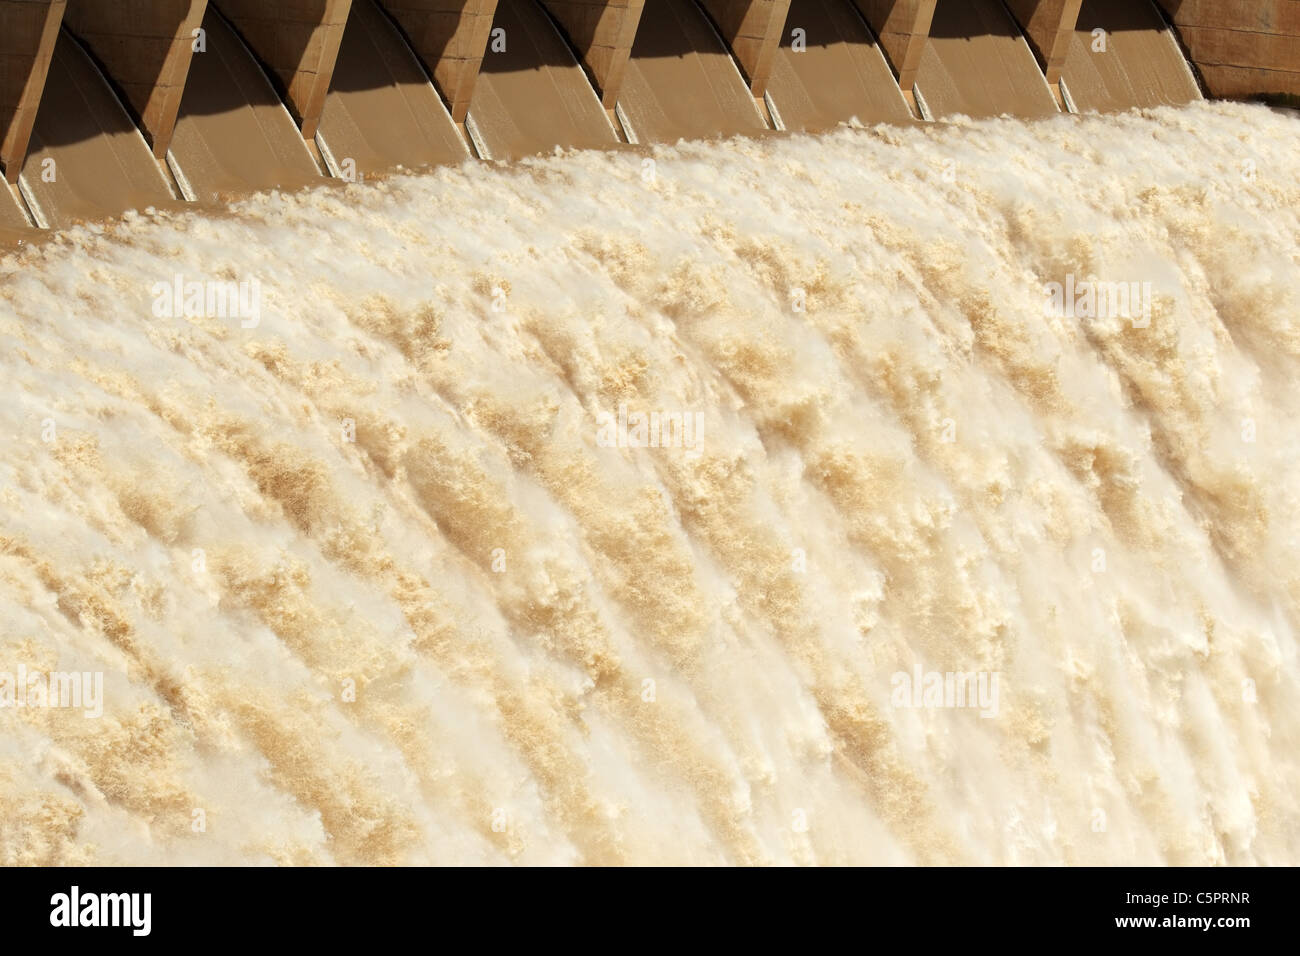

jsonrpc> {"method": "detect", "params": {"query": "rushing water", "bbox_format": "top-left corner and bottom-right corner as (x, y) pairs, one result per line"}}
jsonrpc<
(0, 101), (1298, 865)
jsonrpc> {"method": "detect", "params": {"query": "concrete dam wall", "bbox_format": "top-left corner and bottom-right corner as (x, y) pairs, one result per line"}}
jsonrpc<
(1, 3), (1299, 869)
(0, 0), (1294, 239)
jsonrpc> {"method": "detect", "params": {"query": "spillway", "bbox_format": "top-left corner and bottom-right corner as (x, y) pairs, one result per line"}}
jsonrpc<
(0, 0), (1295, 235)
(764, 0), (914, 131)
(913, 0), (1059, 119)
(1058, 0), (1201, 112)
(617, 0), (767, 143)
(169, 6), (322, 202)
(466, 0), (618, 159)
(0, 0), (1298, 871)
(19, 31), (176, 229)
(1, 100), (1298, 864)
(317, 0), (471, 176)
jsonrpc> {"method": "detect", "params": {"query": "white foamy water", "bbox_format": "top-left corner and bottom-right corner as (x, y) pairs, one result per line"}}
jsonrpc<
(1, 101), (1298, 865)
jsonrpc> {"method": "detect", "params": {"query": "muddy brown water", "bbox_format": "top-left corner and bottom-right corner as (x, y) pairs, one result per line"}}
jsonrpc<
(915, 0), (1060, 119)
(170, 5), (324, 202)
(317, 0), (470, 175)
(617, 0), (768, 143)
(1061, 0), (1201, 112)
(765, 0), (916, 131)
(20, 31), (176, 230)
(466, 0), (617, 160)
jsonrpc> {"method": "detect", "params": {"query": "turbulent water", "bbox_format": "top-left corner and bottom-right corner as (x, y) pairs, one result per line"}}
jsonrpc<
(0, 101), (1298, 865)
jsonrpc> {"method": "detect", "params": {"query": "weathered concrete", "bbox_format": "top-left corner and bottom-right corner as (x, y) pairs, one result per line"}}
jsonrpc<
(216, 0), (352, 139)
(1155, 0), (1300, 101)
(1005, 0), (1081, 106)
(854, 0), (935, 104)
(0, 0), (66, 183)
(63, 0), (208, 157)
(378, 0), (498, 123)
(698, 0), (792, 97)
(541, 1), (644, 109)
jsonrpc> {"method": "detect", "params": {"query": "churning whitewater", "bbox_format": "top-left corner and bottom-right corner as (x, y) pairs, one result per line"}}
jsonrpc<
(0, 101), (1298, 865)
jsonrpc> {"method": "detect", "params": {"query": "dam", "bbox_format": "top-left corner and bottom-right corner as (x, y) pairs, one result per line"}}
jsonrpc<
(0, 0), (1297, 238)
(0, 3), (1298, 868)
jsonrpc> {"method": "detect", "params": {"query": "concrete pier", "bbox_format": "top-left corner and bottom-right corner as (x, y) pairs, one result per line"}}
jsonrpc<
(541, 0), (645, 111)
(1005, 0), (1081, 107)
(379, 0), (498, 124)
(855, 0), (935, 112)
(0, 0), (65, 183)
(698, 0), (792, 99)
(217, 0), (353, 139)
(62, 0), (208, 158)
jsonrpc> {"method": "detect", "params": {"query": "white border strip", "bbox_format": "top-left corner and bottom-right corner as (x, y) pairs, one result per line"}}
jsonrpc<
(17, 176), (49, 230)
(1059, 77), (1078, 114)
(913, 84), (933, 122)
(315, 132), (343, 178)
(166, 149), (197, 201)
(764, 90), (786, 131)
(464, 113), (492, 160)
(615, 102), (639, 144)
